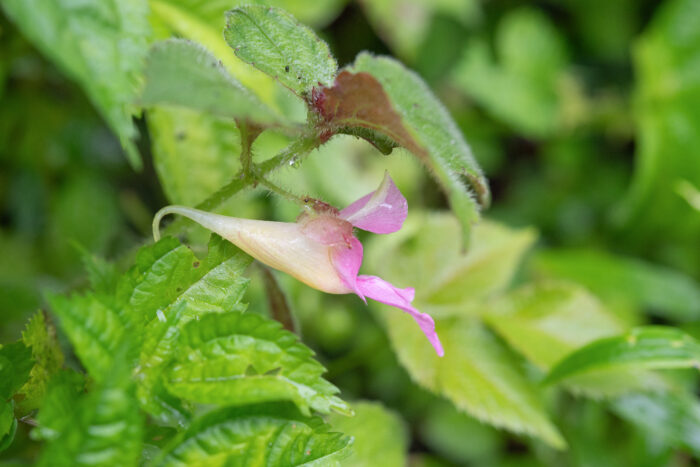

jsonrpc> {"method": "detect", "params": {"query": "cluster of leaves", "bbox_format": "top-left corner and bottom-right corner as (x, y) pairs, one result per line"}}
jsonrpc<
(1, 235), (358, 464)
(2, 0), (700, 465)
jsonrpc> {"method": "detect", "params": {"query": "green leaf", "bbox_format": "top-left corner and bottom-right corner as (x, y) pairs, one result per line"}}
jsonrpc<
(0, 400), (15, 447)
(17, 312), (65, 412)
(117, 235), (251, 326)
(544, 326), (700, 384)
(141, 39), (282, 125)
(77, 248), (120, 295)
(165, 312), (350, 416)
(0, 341), (34, 399)
(612, 389), (700, 456)
(328, 401), (407, 467)
(48, 292), (127, 383)
(38, 354), (143, 467)
(485, 282), (624, 370)
(451, 8), (570, 138)
(1, 0), (149, 168)
(224, 5), (337, 97)
(148, 107), (242, 206)
(126, 235), (252, 422)
(378, 313), (565, 449)
(33, 370), (85, 442)
(154, 403), (351, 466)
(349, 53), (490, 246)
(366, 213), (535, 318)
(615, 0), (700, 240)
(533, 249), (700, 322)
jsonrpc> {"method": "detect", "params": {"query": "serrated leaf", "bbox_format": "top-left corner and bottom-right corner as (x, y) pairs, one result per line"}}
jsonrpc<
(533, 249), (700, 322)
(366, 213), (535, 318)
(78, 248), (120, 295)
(349, 53), (490, 246)
(612, 389), (700, 456)
(328, 401), (407, 467)
(154, 403), (351, 467)
(48, 293), (127, 383)
(38, 355), (143, 467)
(148, 107), (242, 206)
(544, 327), (700, 385)
(485, 282), (623, 370)
(0, 341), (34, 399)
(165, 312), (350, 416)
(224, 6), (337, 97)
(1, 0), (149, 168)
(378, 312), (565, 449)
(128, 235), (252, 423)
(141, 39), (282, 125)
(17, 312), (64, 412)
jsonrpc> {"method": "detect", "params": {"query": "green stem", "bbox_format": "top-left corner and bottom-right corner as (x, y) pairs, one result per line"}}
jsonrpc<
(256, 176), (306, 206)
(159, 133), (320, 236)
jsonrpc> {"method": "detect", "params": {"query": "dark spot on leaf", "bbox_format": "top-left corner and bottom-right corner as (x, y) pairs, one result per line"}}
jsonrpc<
(192, 261), (200, 268)
(284, 65), (290, 72)
(176, 287), (182, 292)
(176, 131), (186, 141)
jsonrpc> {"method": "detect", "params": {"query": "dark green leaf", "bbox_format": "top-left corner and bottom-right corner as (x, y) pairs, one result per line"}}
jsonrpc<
(1, 0), (149, 168)
(0, 341), (33, 399)
(224, 6), (337, 97)
(165, 312), (350, 416)
(349, 53), (490, 246)
(544, 326), (700, 384)
(0, 400), (15, 444)
(17, 312), (64, 412)
(154, 403), (351, 466)
(141, 39), (282, 125)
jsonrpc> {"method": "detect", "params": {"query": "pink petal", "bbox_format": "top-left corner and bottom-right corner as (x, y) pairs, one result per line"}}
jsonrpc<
(330, 236), (365, 302)
(339, 172), (408, 234)
(356, 275), (444, 357)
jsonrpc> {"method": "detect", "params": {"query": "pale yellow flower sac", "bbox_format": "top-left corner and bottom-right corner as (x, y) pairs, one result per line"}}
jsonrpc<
(152, 206), (352, 294)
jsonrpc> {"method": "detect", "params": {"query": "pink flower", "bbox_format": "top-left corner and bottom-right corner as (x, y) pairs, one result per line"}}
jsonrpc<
(153, 173), (444, 356)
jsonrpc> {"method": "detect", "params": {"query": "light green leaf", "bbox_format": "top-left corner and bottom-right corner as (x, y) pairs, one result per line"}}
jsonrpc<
(612, 389), (700, 456)
(148, 107), (242, 206)
(451, 9), (570, 138)
(78, 249), (120, 295)
(350, 54), (490, 245)
(18, 312), (65, 412)
(328, 401), (407, 467)
(224, 5), (337, 97)
(141, 39), (282, 125)
(0, 341), (34, 399)
(154, 403), (352, 466)
(485, 282), (624, 370)
(34, 370), (85, 442)
(378, 312), (565, 449)
(544, 326), (700, 384)
(38, 355), (143, 467)
(366, 213), (535, 318)
(1, 0), (149, 168)
(533, 249), (700, 322)
(165, 312), (350, 416)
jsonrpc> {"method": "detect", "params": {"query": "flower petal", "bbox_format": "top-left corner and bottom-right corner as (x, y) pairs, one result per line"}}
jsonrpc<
(330, 236), (365, 302)
(339, 172), (408, 234)
(356, 275), (444, 357)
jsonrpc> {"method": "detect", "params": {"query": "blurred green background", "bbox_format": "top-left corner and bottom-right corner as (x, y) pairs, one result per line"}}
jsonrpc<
(2, 0), (700, 465)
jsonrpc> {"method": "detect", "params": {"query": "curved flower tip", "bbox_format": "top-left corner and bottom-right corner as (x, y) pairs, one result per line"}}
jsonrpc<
(340, 171), (408, 234)
(356, 275), (444, 357)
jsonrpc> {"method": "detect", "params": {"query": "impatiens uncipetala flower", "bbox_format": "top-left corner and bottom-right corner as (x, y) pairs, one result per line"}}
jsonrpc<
(153, 173), (444, 356)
